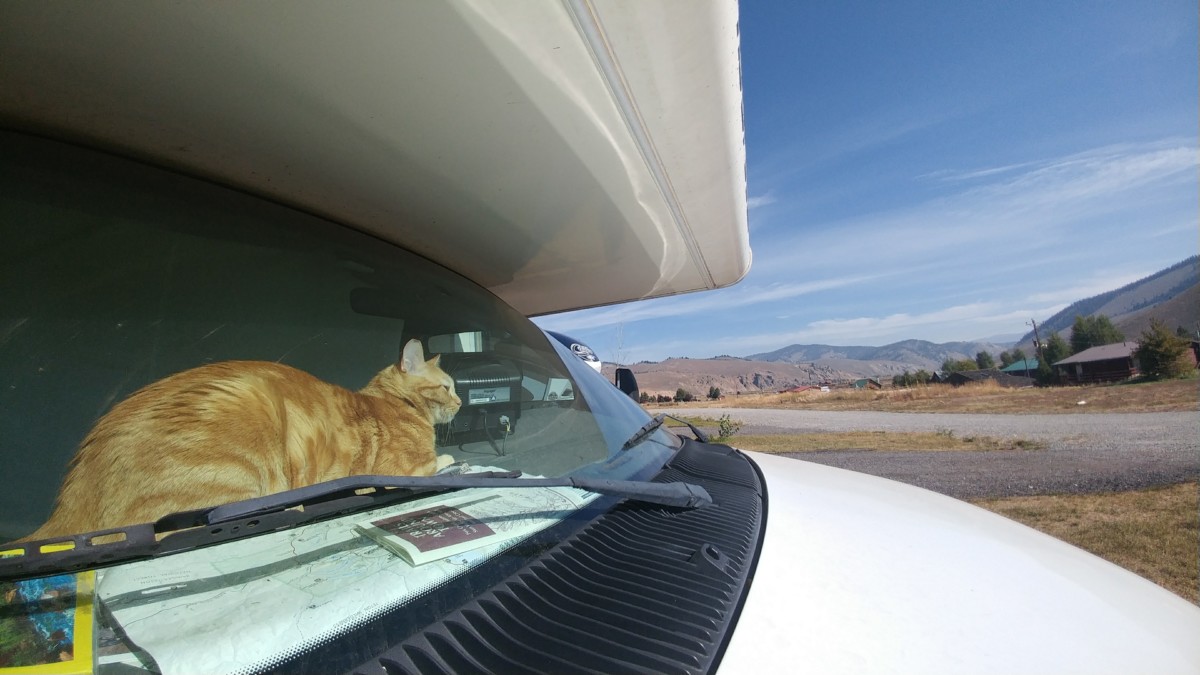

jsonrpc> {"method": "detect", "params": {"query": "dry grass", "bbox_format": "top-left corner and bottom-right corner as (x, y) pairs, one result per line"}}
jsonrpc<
(731, 431), (1044, 453)
(972, 483), (1200, 604)
(672, 377), (1197, 414)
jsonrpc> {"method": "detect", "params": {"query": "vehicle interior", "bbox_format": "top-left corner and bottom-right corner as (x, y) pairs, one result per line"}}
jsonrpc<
(0, 131), (606, 542)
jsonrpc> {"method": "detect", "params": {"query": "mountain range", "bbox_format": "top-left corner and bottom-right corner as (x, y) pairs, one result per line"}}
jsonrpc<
(613, 256), (1198, 396)
(746, 339), (1009, 371)
(610, 339), (1006, 397)
(1013, 255), (1198, 351)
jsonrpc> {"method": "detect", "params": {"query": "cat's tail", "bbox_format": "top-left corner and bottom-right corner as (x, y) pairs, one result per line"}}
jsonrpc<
(13, 466), (100, 543)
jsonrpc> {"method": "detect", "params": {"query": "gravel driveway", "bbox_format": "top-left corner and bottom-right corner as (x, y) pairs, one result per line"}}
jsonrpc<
(665, 408), (1199, 500)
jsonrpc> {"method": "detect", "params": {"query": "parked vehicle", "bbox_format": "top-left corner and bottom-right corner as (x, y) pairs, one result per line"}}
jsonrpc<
(2, 2), (1198, 673)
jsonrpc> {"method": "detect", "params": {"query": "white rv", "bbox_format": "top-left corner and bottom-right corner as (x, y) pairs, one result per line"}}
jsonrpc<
(1, 2), (1197, 673)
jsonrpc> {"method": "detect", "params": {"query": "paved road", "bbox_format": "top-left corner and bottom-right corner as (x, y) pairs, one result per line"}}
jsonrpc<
(666, 408), (1199, 500)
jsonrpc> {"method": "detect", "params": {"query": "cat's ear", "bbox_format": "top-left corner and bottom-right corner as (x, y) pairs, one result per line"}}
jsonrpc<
(427, 354), (441, 367)
(400, 339), (426, 373)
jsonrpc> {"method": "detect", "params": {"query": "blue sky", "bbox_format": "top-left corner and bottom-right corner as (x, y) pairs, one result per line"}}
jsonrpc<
(535, 1), (1198, 364)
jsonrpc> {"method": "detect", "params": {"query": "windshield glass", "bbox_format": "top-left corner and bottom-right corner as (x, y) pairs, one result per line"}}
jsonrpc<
(0, 132), (678, 674)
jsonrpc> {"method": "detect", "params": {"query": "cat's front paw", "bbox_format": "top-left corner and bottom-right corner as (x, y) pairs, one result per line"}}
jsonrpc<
(435, 454), (455, 470)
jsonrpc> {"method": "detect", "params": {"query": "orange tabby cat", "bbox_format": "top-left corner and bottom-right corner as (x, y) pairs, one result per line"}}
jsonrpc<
(21, 339), (460, 541)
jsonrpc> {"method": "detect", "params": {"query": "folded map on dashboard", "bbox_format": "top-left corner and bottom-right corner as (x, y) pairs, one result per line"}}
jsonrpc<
(355, 486), (593, 566)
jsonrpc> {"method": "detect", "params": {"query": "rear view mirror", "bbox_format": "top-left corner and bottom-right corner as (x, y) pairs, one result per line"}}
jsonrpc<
(614, 367), (640, 401)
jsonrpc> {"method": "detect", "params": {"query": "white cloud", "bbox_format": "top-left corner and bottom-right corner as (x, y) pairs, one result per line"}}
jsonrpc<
(962, 141), (1197, 216)
(753, 137), (1198, 278)
(746, 193), (777, 209)
(918, 158), (1044, 182)
(697, 300), (1070, 355)
(533, 273), (882, 332)
(1022, 272), (1149, 305)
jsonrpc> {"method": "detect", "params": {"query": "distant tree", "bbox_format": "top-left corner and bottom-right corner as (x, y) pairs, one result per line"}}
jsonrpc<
(655, 393), (672, 403)
(1034, 359), (1055, 386)
(1010, 347), (1027, 363)
(941, 358), (976, 373)
(1032, 331), (1070, 385)
(674, 387), (694, 403)
(1041, 332), (1069, 366)
(999, 350), (1014, 368)
(638, 391), (651, 404)
(1134, 319), (1193, 380)
(914, 369), (931, 384)
(1178, 325), (1194, 340)
(1070, 314), (1124, 354)
(975, 351), (996, 369)
(707, 386), (721, 400)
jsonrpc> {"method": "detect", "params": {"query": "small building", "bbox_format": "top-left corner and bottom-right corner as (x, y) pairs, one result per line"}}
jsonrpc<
(1000, 358), (1038, 377)
(945, 369), (1034, 388)
(850, 378), (882, 390)
(1052, 342), (1139, 384)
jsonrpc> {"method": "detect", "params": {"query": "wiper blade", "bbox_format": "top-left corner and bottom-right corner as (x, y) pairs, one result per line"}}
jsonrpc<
(621, 413), (710, 450)
(1, 472), (711, 582)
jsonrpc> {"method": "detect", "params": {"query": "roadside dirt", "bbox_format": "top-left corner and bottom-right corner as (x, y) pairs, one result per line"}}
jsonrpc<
(667, 377), (1197, 414)
(665, 407), (1199, 500)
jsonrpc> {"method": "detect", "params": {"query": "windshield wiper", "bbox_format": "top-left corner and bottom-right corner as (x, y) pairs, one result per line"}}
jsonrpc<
(621, 413), (710, 450)
(1, 472), (711, 582)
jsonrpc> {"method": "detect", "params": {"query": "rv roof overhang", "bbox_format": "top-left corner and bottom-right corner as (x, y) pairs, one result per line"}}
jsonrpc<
(0, 0), (750, 316)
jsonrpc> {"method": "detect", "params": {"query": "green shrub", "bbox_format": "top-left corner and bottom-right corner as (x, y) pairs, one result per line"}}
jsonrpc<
(714, 414), (742, 442)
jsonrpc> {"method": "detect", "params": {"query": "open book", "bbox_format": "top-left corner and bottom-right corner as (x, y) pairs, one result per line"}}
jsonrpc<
(355, 486), (593, 566)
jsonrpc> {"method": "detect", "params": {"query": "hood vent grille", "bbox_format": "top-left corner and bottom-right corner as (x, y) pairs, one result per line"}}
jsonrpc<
(354, 440), (765, 675)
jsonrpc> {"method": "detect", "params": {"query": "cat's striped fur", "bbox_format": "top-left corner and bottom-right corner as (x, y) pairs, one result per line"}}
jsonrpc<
(21, 339), (459, 541)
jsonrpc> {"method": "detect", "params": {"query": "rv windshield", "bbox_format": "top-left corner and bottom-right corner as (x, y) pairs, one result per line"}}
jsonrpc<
(0, 132), (679, 674)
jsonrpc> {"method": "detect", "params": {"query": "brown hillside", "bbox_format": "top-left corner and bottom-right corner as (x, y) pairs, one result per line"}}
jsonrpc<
(602, 357), (861, 397)
(1117, 282), (1200, 340)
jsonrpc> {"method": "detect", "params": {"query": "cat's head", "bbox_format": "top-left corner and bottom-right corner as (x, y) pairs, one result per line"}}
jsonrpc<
(396, 338), (462, 424)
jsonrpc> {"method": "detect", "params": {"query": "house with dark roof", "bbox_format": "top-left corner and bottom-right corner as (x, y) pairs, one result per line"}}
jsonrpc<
(1052, 342), (1139, 384)
(850, 378), (882, 390)
(945, 369), (1034, 388)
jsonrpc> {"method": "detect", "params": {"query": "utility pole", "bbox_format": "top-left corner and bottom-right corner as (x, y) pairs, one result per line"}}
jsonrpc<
(1027, 318), (1044, 381)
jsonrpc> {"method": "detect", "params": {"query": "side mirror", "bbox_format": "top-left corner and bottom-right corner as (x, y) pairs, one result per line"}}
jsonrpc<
(614, 367), (640, 401)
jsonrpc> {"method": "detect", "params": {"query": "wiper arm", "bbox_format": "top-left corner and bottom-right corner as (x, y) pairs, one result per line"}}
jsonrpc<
(1, 472), (711, 582)
(210, 473), (711, 523)
(621, 413), (710, 450)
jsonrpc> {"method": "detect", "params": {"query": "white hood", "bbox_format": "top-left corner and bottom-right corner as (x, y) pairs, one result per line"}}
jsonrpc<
(721, 451), (1200, 673)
